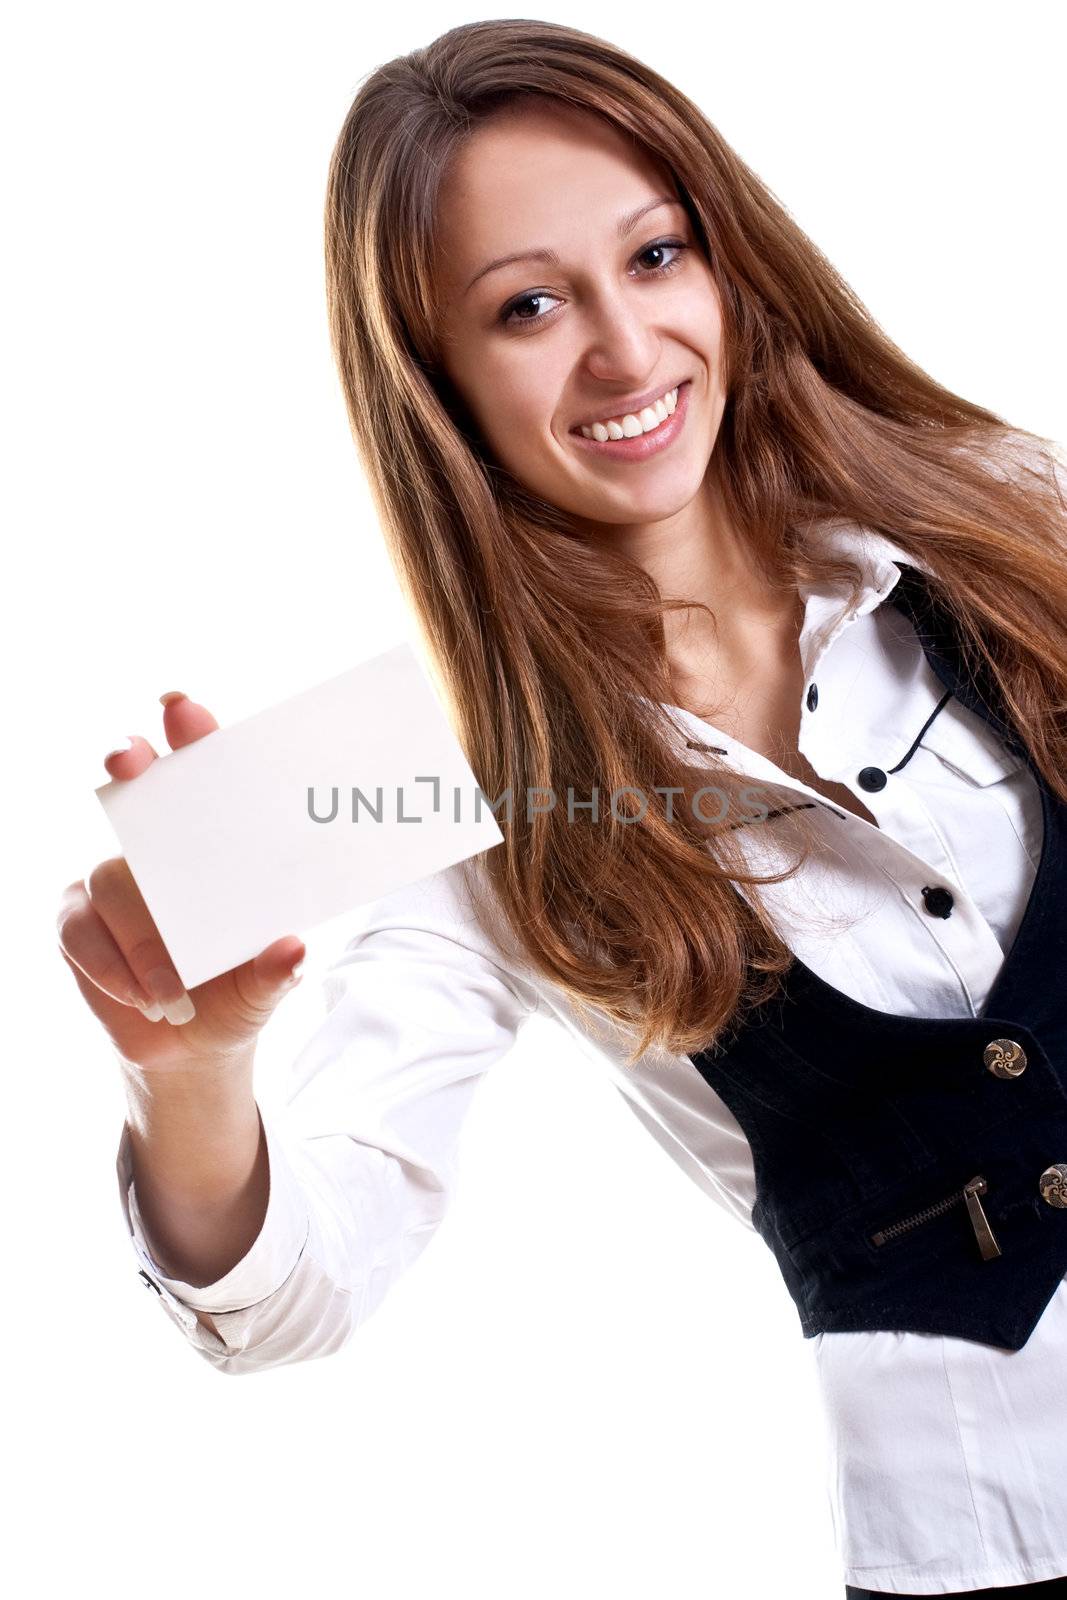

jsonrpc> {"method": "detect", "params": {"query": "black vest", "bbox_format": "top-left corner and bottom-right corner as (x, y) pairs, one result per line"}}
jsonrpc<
(688, 561), (1067, 1352)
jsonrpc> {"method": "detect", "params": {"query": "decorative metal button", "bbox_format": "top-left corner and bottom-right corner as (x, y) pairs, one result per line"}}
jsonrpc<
(858, 766), (888, 791)
(983, 1038), (1028, 1078)
(1039, 1165), (1067, 1208)
(806, 682), (819, 711)
(921, 885), (955, 918)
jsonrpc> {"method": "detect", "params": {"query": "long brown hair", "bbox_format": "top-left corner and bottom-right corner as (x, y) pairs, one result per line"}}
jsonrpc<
(323, 18), (1067, 1062)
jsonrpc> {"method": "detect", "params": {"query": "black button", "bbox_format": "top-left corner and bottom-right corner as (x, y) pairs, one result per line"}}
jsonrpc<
(138, 1268), (162, 1295)
(921, 885), (954, 918)
(806, 682), (819, 711)
(857, 766), (887, 791)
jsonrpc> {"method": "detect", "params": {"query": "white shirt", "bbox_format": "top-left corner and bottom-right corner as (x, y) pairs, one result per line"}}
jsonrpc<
(116, 515), (1067, 1596)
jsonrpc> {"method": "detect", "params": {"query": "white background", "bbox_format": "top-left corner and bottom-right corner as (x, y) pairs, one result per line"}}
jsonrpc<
(9, 2), (1066, 1596)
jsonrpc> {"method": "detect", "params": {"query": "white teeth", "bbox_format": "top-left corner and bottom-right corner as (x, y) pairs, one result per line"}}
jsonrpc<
(580, 385), (679, 441)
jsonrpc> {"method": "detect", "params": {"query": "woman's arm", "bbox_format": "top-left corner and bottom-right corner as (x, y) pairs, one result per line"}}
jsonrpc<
(119, 1044), (267, 1343)
(117, 863), (539, 1375)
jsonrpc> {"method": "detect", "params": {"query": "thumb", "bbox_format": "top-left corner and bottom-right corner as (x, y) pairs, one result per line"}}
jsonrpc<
(231, 936), (307, 1023)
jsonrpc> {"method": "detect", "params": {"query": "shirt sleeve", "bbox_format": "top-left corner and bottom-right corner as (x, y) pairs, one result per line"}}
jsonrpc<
(115, 859), (540, 1376)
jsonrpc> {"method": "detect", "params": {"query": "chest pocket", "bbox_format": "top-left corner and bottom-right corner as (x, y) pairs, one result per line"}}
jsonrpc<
(915, 695), (1027, 786)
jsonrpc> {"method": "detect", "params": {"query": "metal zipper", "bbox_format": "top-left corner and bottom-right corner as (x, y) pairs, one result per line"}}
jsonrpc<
(870, 1174), (1002, 1260)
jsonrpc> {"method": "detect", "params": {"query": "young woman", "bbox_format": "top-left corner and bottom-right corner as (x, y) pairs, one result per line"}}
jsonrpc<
(58, 19), (1067, 1599)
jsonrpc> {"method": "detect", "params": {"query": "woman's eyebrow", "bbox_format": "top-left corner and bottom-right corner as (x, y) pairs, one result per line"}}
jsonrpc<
(463, 194), (685, 296)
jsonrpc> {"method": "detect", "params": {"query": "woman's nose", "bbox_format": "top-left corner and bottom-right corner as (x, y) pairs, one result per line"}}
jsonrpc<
(580, 310), (661, 385)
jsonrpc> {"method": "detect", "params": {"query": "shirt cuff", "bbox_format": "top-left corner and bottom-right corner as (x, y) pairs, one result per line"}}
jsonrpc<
(115, 1099), (311, 1319)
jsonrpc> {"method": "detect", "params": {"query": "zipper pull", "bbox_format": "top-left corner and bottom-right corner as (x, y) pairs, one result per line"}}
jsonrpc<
(964, 1176), (1001, 1261)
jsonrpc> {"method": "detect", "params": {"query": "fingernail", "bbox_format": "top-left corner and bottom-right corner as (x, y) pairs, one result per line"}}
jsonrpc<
(144, 967), (197, 1025)
(284, 961), (305, 986)
(159, 691), (188, 707)
(134, 998), (167, 1022)
(105, 737), (136, 759)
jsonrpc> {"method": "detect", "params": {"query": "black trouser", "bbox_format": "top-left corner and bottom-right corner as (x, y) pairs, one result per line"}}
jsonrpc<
(846, 1577), (1067, 1598)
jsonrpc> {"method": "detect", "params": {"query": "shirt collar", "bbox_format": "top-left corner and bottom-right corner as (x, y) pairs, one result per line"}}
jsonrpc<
(649, 519), (934, 787)
(794, 518), (931, 683)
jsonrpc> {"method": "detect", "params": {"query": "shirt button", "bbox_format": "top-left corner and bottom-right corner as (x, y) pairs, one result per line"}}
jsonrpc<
(857, 766), (887, 791)
(1039, 1165), (1067, 1207)
(806, 682), (819, 711)
(983, 1038), (1028, 1077)
(921, 885), (955, 918)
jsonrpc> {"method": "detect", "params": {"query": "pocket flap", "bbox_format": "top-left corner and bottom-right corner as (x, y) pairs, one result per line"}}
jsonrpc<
(918, 697), (1026, 786)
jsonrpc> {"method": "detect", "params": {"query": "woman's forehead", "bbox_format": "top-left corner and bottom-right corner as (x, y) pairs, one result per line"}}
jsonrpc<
(434, 112), (678, 293)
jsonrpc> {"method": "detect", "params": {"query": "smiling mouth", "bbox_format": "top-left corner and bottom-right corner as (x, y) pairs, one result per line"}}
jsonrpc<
(571, 381), (684, 440)
(566, 379), (693, 462)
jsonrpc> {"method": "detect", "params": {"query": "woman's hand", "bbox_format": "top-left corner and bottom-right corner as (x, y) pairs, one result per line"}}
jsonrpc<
(57, 691), (306, 1074)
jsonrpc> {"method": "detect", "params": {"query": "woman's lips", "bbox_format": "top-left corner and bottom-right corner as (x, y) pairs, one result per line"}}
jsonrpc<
(568, 380), (692, 463)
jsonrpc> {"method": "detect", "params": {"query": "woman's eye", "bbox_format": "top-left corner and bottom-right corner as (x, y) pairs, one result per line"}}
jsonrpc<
(498, 239), (689, 331)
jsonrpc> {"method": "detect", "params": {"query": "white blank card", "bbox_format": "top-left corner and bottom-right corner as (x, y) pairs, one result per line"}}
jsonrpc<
(95, 643), (504, 990)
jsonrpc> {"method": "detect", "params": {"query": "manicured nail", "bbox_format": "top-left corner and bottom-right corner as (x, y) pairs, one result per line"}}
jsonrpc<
(144, 966), (197, 1025)
(134, 997), (167, 1022)
(105, 736), (136, 759)
(159, 691), (188, 706)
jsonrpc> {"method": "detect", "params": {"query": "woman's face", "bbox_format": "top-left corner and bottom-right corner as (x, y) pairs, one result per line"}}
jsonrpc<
(433, 100), (727, 533)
